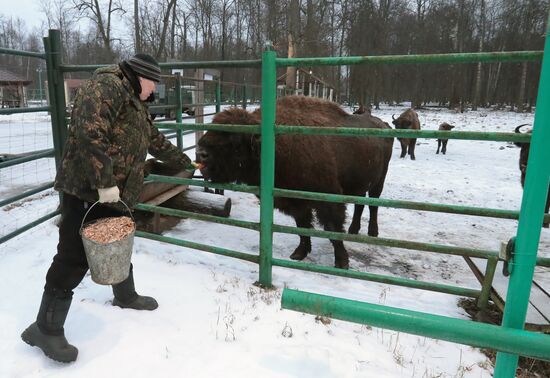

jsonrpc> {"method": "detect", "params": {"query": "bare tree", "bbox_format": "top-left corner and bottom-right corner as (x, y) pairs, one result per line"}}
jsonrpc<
(72, 0), (126, 60)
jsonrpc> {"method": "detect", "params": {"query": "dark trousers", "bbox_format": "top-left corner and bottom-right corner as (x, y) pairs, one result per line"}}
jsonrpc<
(45, 193), (124, 293)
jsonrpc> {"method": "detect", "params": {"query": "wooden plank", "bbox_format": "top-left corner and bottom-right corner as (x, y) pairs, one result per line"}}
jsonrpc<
(469, 257), (550, 327)
(139, 169), (192, 203)
(144, 185), (188, 207)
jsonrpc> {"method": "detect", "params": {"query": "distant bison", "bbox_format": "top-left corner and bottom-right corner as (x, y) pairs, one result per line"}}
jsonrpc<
(196, 96), (394, 269)
(353, 105), (369, 115)
(514, 124), (549, 228)
(392, 109), (421, 160)
(436, 122), (455, 155)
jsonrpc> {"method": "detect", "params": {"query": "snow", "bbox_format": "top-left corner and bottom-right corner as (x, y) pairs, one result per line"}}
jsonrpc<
(1, 104), (548, 377)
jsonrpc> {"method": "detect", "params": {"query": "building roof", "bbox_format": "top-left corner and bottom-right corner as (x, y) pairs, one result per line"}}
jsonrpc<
(0, 68), (32, 85)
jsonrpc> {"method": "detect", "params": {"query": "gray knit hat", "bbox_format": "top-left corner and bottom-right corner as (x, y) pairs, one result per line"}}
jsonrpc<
(127, 53), (161, 82)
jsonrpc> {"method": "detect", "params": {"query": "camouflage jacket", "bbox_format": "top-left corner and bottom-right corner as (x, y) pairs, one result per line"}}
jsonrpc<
(54, 65), (191, 207)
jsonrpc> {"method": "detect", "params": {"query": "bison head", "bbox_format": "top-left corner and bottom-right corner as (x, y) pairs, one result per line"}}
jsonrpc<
(392, 114), (411, 129)
(196, 108), (261, 184)
(439, 122), (455, 131)
(196, 132), (260, 183)
(514, 124), (532, 186)
(353, 105), (370, 115)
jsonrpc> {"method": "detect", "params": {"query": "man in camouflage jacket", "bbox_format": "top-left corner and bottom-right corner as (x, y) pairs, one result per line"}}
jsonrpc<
(55, 65), (190, 207)
(21, 54), (191, 363)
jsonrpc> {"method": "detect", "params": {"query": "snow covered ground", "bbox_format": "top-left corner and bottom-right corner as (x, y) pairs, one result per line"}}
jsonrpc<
(1, 104), (548, 377)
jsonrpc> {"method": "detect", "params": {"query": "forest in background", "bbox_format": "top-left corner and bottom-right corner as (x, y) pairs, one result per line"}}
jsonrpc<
(0, 0), (548, 110)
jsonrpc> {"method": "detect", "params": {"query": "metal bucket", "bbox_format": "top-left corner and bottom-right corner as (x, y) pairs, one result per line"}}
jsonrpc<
(80, 200), (135, 285)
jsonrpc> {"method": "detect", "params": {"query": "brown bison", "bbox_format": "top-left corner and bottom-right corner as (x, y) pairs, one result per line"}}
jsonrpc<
(436, 122), (455, 155)
(353, 105), (369, 115)
(196, 96), (394, 269)
(514, 124), (549, 228)
(392, 109), (421, 160)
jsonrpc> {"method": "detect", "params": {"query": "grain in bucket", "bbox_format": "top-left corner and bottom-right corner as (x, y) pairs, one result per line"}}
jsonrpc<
(80, 201), (135, 285)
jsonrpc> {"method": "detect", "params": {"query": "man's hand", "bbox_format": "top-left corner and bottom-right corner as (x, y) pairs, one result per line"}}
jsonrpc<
(98, 186), (120, 203)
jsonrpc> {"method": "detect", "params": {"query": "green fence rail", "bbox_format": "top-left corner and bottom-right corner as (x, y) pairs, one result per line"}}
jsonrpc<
(0, 106), (50, 115)
(281, 289), (550, 361)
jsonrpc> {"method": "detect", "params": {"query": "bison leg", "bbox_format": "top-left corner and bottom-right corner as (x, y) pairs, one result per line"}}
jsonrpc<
(348, 198), (366, 235)
(289, 209), (313, 261)
(366, 182), (386, 237)
(399, 139), (407, 158)
(408, 139), (417, 160)
(442, 140), (448, 155)
(316, 203), (349, 269)
(436, 140), (441, 154)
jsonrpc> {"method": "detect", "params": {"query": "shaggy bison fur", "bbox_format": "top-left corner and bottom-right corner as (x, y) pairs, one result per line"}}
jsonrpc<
(196, 96), (393, 269)
(392, 108), (420, 160)
(514, 124), (549, 228)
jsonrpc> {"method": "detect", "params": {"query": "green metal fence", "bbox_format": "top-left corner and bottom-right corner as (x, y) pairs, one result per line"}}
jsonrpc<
(2, 28), (550, 375)
(144, 47), (550, 375)
(0, 33), (64, 244)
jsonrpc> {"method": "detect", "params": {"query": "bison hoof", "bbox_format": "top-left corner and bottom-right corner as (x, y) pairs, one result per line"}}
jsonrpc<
(290, 247), (309, 261)
(335, 259), (349, 270)
(348, 224), (360, 234)
(411, 156), (416, 160)
(367, 229), (378, 237)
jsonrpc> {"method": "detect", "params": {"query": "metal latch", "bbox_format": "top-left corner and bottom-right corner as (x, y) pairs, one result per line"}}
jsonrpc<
(500, 237), (516, 276)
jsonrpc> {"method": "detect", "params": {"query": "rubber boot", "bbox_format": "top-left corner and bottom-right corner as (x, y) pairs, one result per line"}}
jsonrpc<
(21, 289), (78, 363)
(112, 265), (158, 311)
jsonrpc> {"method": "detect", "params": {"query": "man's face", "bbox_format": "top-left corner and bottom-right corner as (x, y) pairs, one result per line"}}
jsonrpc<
(138, 77), (156, 101)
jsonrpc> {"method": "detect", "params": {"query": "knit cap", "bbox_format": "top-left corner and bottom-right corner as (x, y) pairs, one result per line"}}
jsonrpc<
(126, 53), (161, 82)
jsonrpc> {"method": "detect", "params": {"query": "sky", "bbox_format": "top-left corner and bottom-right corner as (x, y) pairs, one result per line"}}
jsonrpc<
(1, 0), (46, 32)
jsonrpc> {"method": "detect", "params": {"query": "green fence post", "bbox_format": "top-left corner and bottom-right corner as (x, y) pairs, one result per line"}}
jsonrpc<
(242, 84), (247, 109)
(494, 12), (550, 377)
(215, 79), (221, 113)
(174, 73), (183, 150)
(258, 43), (277, 288)
(43, 29), (68, 167)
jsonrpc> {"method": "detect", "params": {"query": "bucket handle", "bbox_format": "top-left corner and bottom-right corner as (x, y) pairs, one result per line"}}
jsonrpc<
(80, 199), (135, 234)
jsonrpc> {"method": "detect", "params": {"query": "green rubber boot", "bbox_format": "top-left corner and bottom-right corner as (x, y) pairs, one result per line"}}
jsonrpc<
(112, 265), (158, 311)
(21, 289), (78, 363)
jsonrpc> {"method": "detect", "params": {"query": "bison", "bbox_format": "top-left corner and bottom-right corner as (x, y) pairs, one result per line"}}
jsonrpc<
(392, 109), (421, 160)
(353, 105), (369, 115)
(196, 96), (394, 269)
(514, 124), (549, 228)
(436, 122), (455, 155)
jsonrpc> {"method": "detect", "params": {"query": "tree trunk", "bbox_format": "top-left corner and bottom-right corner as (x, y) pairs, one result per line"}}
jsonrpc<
(286, 0), (300, 94)
(517, 62), (528, 112)
(472, 0), (485, 110)
(286, 33), (297, 93)
(170, 1), (176, 59)
(155, 0), (177, 59)
(134, 0), (141, 52)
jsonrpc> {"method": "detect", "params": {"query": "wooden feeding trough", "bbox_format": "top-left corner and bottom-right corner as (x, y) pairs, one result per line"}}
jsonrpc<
(135, 160), (231, 233)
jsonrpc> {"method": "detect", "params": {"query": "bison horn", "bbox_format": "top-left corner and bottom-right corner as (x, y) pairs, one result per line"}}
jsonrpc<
(392, 114), (396, 121)
(514, 123), (531, 133)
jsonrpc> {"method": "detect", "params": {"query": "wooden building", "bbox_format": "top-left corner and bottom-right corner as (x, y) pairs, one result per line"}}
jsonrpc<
(0, 68), (31, 108)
